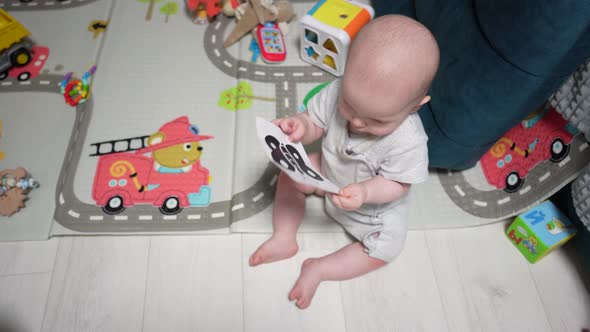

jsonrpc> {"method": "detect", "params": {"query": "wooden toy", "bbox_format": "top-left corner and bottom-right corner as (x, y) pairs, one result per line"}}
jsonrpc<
(299, 0), (373, 76)
(223, 0), (295, 48)
(506, 201), (577, 263)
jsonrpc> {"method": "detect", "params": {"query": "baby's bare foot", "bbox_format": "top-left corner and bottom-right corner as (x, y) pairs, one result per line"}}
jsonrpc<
(249, 235), (298, 266)
(288, 258), (324, 309)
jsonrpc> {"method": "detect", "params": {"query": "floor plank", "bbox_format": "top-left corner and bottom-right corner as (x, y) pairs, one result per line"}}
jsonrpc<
(142, 235), (243, 332)
(340, 231), (449, 332)
(41, 237), (149, 332)
(242, 233), (349, 332)
(0, 273), (52, 332)
(0, 226), (584, 332)
(529, 245), (590, 332)
(425, 228), (482, 332)
(0, 238), (58, 276)
(425, 222), (553, 332)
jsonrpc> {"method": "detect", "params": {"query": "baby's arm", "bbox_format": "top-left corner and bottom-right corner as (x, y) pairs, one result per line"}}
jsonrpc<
(329, 176), (409, 211)
(361, 175), (410, 204)
(273, 112), (324, 144)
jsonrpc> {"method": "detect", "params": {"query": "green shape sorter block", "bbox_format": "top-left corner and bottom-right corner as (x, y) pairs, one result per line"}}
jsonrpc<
(506, 201), (577, 263)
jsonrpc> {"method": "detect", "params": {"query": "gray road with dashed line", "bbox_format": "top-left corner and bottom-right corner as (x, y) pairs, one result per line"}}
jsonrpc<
(0, 0), (99, 11)
(438, 136), (590, 218)
(0, 73), (60, 92)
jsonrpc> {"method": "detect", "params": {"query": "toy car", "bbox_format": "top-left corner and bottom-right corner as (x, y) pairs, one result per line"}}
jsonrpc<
(0, 9), (34, 80)
(0, 45), (49, 81)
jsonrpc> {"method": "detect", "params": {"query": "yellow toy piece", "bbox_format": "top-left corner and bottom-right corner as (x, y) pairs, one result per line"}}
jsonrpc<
(300, 0), (373, 76)
(311, 0), (364, 30)
(0, 9), (30, 52)
(0, 9), (33, 77)
(88, 20), (108, 39)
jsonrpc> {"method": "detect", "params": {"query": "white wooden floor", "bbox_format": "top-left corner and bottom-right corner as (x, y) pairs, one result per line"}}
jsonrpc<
(0, 222), (589, 332)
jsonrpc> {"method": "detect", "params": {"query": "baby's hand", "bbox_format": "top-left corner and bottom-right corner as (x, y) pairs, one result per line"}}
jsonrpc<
(329, 183), (367, 211)
(272, 116), (306, 142)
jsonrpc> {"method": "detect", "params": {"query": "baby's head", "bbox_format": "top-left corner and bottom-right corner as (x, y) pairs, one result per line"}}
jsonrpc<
(339, 15), (439, 136)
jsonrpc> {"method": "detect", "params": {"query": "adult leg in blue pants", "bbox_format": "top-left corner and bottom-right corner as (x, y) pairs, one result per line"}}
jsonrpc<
(374, 0), (590, 170)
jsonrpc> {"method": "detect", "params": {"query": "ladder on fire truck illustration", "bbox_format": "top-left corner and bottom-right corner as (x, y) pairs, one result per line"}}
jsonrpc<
(89, 135), (150, 157)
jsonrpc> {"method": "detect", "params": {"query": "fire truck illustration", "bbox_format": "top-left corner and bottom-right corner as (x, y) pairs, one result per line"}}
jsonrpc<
(91, 116), (213, 215)
(480, 106), (575, 193)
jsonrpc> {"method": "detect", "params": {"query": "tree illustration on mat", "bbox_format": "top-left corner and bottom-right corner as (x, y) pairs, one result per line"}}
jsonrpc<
(218, 81), (276, 111)
(137, 0), (163, 21)
(160, 2), (179, 23)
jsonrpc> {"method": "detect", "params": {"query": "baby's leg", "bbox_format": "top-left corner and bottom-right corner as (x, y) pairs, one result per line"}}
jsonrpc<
(249, 152), (324, 266)
(289, 240), (386, 309)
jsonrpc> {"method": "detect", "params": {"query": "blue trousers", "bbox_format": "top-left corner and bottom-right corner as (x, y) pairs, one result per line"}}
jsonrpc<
(374, 0), (590, 169)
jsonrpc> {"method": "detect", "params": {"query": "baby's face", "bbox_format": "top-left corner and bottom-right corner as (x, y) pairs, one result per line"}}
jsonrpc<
(338, 77), (423, 137)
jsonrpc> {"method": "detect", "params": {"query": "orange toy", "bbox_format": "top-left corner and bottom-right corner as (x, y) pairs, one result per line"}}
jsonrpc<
(185, 0), (240, 24)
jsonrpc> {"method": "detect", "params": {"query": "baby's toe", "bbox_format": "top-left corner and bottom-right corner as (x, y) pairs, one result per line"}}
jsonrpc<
(249, 253), (262, 266)
(288, 285), (301, 302)
(296, 296), (309, 309)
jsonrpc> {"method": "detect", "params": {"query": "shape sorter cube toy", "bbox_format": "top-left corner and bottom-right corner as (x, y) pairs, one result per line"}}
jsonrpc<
(300, 0), (374, 76)
(506, 201), (577, 263)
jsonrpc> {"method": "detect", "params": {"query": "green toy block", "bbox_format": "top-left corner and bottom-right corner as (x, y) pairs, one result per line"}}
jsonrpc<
(506, 201), (577, 263)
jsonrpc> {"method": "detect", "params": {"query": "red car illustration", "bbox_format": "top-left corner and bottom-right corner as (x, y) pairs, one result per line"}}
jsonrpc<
(0, 45), (49, 81)
(480, 106), (575, 193)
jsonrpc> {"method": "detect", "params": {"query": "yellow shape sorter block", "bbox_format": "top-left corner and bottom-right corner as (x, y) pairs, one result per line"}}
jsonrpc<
(300, 0), (374, 76)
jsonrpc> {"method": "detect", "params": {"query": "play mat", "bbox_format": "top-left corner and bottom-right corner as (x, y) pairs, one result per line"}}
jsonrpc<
(0, 0), (588, 241)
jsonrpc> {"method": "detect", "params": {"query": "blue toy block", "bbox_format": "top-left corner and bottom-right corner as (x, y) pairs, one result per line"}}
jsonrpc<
(506, 201), (577, 263)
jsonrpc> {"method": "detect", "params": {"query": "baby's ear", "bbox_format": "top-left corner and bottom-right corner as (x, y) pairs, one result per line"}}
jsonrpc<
(418, 95), (431, 106)
(412, 95), (431, 113)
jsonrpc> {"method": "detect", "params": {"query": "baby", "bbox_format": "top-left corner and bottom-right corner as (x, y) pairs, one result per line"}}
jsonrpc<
(250, 15), (440, 309)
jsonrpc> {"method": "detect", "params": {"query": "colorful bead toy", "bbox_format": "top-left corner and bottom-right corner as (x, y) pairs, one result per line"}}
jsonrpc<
(60, 65), (97, 107)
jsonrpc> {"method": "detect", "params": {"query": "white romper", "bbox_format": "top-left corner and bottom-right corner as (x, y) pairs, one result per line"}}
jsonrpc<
(307, 80), (429, 262)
